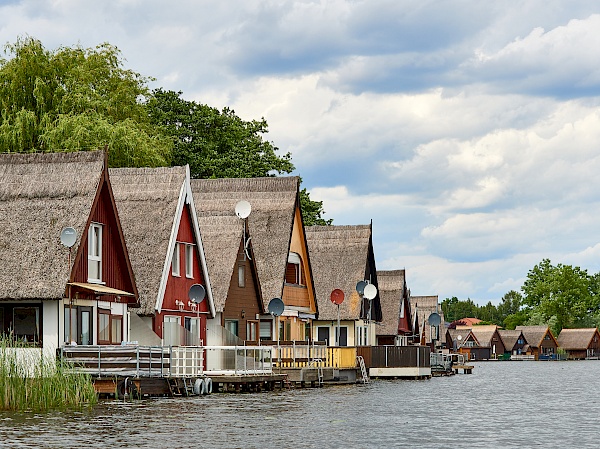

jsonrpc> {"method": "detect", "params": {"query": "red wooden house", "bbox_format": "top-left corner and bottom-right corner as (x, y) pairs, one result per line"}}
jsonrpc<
(0, 150), (138, 355)
(110, 166), (214, 346)
(376, 270), (413, 345)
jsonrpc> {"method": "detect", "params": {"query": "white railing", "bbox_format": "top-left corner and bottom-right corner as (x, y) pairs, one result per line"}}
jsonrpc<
(203, 346), (273, 375)
(510, 354), (535, 361)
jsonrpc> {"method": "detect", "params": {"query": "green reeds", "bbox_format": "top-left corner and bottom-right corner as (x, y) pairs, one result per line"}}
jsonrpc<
(0, 337), (97, 411)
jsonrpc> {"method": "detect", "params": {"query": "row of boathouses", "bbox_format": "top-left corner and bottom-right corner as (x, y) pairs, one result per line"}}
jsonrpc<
(0, 149), (438, 393)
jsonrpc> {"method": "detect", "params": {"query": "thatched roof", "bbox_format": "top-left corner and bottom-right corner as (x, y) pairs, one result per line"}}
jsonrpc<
(412, 295), (445, 344)
(498, 329), (526, 350)
(197, 215), (247, 313)
(191, 177), (298, 310)
(447, 328), (479, 349)
(456, 324), (499, 348)
(0, 150), (104, 300)
(305, 225), (374, 321)
(557, 328), (599, 351)
(515, 325), (556, 348)
(376, 270), (406, 336)
(109, 166), (187, 315)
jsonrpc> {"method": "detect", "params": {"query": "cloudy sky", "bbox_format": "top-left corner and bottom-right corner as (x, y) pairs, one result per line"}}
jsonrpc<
(2, 1), (600, 304)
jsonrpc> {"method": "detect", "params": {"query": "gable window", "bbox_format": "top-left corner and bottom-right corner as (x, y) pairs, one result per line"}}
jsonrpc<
(285, 252), (303, 285)
(185, 244), (194, 278)
(172, 243), (181, 277)
(238, 265), (245, 288)
(88, 223), (103, 283)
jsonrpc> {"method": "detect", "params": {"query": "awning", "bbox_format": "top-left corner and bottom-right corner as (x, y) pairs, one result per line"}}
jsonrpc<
(67, 282), (135, 297)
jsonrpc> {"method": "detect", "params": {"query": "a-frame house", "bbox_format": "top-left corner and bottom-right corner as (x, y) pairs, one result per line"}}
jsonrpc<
(376, 270), (413, 345)
(0, 150), (138, 356)
(306, 224), (382, 346)
(110, 166), (215, 346)
(192, 177), (317, 343)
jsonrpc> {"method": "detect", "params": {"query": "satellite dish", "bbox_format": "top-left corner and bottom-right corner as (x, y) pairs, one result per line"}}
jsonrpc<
(235, 200), (251, 219)
(363, 283), (377, 300)
(268, 298), (285, 317)
(188, 284), (206, 304)
(330, 289), (345, 305)
(356, 280), (368, 295)
(60, 227), (77, 248)
(428, 312), (442, 326)
(457, 334), (462, 341)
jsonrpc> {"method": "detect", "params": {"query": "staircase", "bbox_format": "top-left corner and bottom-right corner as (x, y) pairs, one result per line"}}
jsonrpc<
(167, 378), (194, 397)
(356, 355), (369, 384)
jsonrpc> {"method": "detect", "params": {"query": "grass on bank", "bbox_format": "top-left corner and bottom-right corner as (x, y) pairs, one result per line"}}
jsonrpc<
(0, 337), (97, 411)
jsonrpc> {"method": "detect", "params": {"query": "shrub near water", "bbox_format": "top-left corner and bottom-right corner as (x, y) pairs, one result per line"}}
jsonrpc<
(0, 338), (97, 411)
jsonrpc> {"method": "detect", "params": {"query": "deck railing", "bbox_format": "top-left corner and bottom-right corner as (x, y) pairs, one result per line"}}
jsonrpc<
(358, 345), (430, 368)
(59, 345), (203, 378)
(203, 345), (273, 375)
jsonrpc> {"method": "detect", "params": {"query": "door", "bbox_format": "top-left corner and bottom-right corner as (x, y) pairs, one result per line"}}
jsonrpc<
(247, 320), (259, 343)
(337, 327), (348, 347)
(64, 306), (93, 345)
(317, 326), (330, 345)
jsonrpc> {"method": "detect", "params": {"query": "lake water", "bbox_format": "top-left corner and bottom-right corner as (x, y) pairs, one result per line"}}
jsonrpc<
(1, 361), (599, 448)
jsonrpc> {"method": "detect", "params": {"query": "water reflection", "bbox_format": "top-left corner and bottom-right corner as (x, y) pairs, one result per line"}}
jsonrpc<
(1, 361), (599, 448)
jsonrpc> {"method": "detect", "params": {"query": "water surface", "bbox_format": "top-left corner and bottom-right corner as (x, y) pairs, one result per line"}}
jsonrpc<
(1, 361), (598, 448)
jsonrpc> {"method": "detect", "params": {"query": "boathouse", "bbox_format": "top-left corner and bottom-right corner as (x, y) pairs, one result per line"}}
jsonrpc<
(306, 224), (382, 346)
(515, 325), (558, 360)
(192, 177), (317, 343)
(412, 296), (446, 350)
(498, 329), (528, 359)
(456, 325), (505, 359)
(557, 328), (600, 360)
(110, 166), (214, 347)
(446, 328), (481, 359)
(376, 270), (414, 346)
(0, 150), (138, 356)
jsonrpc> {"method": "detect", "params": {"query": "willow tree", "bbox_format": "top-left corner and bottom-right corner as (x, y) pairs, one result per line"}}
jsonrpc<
(0, 37), (170, 167)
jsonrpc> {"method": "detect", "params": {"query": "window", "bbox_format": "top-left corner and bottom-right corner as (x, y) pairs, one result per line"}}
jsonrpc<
(111, 315), (123, 344)
(225, 320), (239, 337)
(184, 317), (201, 345)
(185, 244), (194, 278)
(98, 310), (110, 344)
(259, 320), (272, 341)
(279, 319), (291, 341)
(247, 320), (259, 342)
(64, 306), (92, 345)
(172, 243), (180, 277)
(88, 223), (102, 283)
(285, 252), (302, 285)
(13, 307), (39, 345)
(238, 265), (245, 288)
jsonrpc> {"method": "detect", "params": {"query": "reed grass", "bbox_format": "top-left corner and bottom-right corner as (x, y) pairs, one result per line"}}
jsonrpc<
(0, 337), (97, 411)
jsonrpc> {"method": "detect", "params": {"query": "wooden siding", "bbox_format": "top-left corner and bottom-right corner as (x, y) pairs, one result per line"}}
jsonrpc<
(284, 206), (315, 313)
(72, 180), (135, 300)
(223, 242), (263, 341)
(155, 204), (208, 343)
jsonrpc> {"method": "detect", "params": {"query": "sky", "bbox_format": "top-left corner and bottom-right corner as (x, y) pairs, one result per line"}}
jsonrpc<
(2, 1), (600, 305)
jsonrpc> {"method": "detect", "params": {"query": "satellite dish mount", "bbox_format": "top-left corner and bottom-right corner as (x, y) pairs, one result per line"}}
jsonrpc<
(235, 200), (252, 261)
(189, 284), (207, 345)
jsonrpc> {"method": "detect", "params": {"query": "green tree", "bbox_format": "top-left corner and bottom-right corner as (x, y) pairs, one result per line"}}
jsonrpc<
(521, 259), (596, 333)
(147, 89), (331, 225)
(441, 297), (479, 323)
(0, 37), (170, 167)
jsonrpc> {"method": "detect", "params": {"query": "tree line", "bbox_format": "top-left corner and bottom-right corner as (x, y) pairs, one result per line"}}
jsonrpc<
(442, 259), (600, 337)
(0, 37), (331, 226)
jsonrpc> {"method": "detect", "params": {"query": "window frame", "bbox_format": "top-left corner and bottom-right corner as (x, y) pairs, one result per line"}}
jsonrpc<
(110, 315), (123, 344)
(172, 243), (181, 277)
(87, 222), (103, 283)
(238, 265), (245, 288)
(285, 252), (302, 285)
(185, 244), (194, 278)
(98, 309), (110, 344)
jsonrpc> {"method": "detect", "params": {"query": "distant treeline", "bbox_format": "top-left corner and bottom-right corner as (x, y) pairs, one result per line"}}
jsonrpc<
(442, 259), (600, 337)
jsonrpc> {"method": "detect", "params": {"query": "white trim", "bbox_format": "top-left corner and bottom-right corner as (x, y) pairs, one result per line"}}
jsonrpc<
(185, 243), (194, 278)
(87, 222), (103, 283)
(171, 242), (181, 277)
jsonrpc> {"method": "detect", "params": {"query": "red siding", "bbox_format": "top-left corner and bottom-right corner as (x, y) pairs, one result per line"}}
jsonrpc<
(72, 179), (135, 300)
(154, 203), (208, 343)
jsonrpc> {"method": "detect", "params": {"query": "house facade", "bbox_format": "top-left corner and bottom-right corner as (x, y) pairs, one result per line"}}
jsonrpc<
(515, 325), (558, 360)
(110, 166), (214, 347)
(306, 224), (382, 347)
(376, 270), (413, 346)
(456, 325), (505, 359)
(498, 329), (528, 357)
(192, 177), (317, 343)
(446, 328), (481, 359)
(412, 296), (446, 350)
(557, 328), (600, 359)
(0, 150), (137, 357)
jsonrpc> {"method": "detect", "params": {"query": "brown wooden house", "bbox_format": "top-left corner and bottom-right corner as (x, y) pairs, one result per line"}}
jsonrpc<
(110, 166), (214, 346)
(456, 325), (505, 359)
(376, 270), (413, 345)
(306, 224), (382, 346)
(0, 150), (138, 355)
(557, 328), (600, 359)
(446, 328), (481, 359)
(498, 329), (528, 357)
(515, 325), (558, 360)
(195, 213), (263, 345)
(192, 177), (317, 343)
